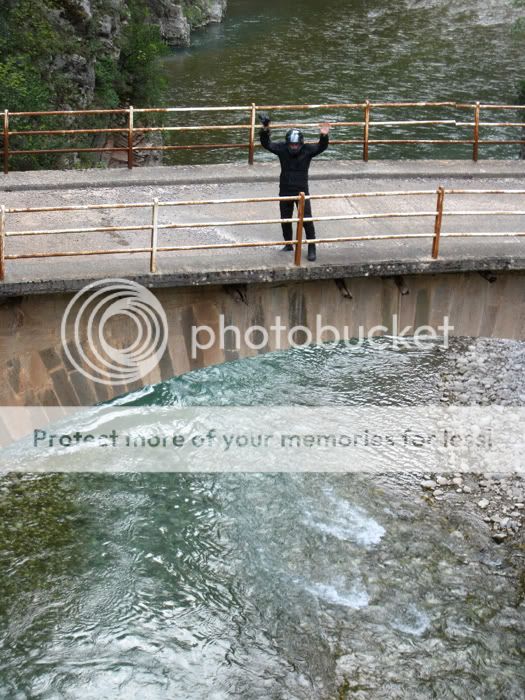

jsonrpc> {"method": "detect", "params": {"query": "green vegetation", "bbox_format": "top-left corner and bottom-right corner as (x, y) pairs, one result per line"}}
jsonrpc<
(0, 2), (60, 113)
(0, 0), (169, 168)
(116, 0), (169, 107)
(183, 0), (210, 29)
(0, 0), (168, 111)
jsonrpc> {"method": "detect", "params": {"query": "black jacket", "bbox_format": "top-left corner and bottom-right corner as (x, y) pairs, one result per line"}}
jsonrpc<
(259, 128), (329, 195)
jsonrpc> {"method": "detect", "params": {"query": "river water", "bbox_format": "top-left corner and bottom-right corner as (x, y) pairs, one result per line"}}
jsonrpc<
(161, 0), (525, 162)
(1, 2), (525, 695)
(1, 338), (524, 698)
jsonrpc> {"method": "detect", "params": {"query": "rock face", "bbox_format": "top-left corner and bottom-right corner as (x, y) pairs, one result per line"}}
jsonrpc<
(7, 0), (226, 168)
(146, 1), (191, 46)
(46, 1), (117, 109)
(146, 1), (228, 46)
(51, 53), (97, 110)
(43, 1), (227, 108)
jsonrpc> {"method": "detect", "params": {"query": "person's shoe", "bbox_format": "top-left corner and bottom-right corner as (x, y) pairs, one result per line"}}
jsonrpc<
(281, 244), (293, 252)
(307, 244), (316, 262)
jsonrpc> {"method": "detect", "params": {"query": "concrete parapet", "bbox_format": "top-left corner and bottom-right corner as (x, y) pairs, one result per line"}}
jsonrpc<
(1, 160), (524, 193)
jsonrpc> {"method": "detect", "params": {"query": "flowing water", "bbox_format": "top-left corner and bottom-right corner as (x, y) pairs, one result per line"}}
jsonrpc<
(2, 4), (524, 696)
(1, 339), (524, 698)
(161, 0), (525, 162)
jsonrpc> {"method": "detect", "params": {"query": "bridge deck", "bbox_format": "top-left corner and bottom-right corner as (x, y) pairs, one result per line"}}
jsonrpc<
(1, 161), (524, 296)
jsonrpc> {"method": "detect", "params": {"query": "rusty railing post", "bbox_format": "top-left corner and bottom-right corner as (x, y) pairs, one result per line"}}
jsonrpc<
(150, 197), (159, 273)
(0, 204), (5, 280)
(248, 103), (256, 165)
(473, 101), (480, 162)
(294, 192), (305, 266)
(127, 105), (134, 169)
(363, 100), (371, 162)
(432, 186), (445, 259)
(3, 110), (9, 175)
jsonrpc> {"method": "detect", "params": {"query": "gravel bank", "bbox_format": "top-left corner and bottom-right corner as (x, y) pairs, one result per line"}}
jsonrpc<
(425, 338), (525, 547)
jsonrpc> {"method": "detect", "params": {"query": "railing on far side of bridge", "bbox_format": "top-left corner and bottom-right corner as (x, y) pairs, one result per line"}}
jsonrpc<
(2, 101), (525, 174)
(1, 188), (524, 281)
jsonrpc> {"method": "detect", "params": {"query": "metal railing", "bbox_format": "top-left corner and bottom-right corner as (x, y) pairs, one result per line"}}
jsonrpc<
(1, 188), (524, 280)
(2, 101), (525, 173)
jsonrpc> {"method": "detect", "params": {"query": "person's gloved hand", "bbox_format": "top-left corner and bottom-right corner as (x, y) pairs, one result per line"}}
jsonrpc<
(258, 112), (271, 127)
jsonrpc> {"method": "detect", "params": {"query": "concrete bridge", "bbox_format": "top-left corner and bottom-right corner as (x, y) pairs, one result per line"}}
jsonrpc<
(0, 160), (524, 408)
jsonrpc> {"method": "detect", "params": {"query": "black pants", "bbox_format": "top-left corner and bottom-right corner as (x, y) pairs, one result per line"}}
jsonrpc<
(279, 197), (316, 242)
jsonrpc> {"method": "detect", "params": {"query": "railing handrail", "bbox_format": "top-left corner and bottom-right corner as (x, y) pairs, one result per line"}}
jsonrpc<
(3, 100), (525, 174)
(1, 188), (523, 279)
(8, 101), (525, 117)
(5, 189), (525, 216)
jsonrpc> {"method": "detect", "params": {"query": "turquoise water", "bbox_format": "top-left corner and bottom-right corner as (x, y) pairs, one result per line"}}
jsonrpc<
(1, 339), (524, 698)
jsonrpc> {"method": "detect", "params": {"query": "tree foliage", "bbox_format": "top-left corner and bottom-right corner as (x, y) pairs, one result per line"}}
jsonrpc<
(117, 0), (169, 107)
(0, 1), (61, 111)
(0, 0), (168, 112)
(0, 0), (169, 168)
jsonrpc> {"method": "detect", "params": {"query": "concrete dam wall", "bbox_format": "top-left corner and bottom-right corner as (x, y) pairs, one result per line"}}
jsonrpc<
(1, 270), (524, 408)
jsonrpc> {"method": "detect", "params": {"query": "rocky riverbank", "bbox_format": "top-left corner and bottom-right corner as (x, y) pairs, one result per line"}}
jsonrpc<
(416, 337), (525, 558)
(147, 1), (228, 46)
(2, 1), (228, 111)
(420, 473), (524, 545)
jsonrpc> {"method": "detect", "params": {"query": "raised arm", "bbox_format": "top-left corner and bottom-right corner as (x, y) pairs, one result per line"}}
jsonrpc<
(258, 112), (282, 155)
(259, 126), (282, 155)
(308, 122), (330, 157)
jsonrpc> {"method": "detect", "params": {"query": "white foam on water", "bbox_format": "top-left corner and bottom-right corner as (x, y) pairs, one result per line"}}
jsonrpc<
(390, 603), (431, 637)
(305, 489), (386, 547)
(305, 579), (370, 610)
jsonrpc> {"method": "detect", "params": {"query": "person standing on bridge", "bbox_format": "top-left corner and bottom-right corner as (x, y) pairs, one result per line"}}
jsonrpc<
(259, 113), (330, 262)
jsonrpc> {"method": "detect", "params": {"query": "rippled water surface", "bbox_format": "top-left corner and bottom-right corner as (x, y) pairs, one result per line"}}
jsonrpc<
(1, 339), (524, 698)
(161, 0), (525, 161)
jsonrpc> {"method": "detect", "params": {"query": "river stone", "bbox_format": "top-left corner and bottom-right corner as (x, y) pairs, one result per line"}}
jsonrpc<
(420, 480), (437, 490)
(477, 498), (490, 509)
(492, 532), (508, 543)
